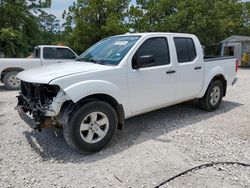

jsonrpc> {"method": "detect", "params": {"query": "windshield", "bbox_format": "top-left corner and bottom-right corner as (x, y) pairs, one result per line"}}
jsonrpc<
(76, 35), (141, 65)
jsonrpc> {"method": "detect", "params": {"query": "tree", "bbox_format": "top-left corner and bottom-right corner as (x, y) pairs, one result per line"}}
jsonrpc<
(0, 28), (24, 57)
(63, 0), (130, 53)
(1, 0), (250, 57)
(0, 0), (52, 57)
(128, 0), (178, 32)
(38, 10), (61, 45)
(39, 11), (60, 33)
(172, 0), (247, 46)
(128, 0), (250, 48)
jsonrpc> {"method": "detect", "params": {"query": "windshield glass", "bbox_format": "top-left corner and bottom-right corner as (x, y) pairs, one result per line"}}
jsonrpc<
(77, 35), (141, 65)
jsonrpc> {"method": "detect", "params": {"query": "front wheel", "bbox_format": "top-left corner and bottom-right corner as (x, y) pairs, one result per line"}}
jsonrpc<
(63, 101), (118, 153)
(198, 80), (224, 111)
(3, 71), (21, 90)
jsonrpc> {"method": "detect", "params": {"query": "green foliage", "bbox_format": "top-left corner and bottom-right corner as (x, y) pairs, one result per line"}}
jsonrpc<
(0, 0), (60, 57)
(1, 0), (250, 57)
(128, 0), (250, 47)
(63, 0), (130, 54)
(0, 28), (25, 57)
(38, 10), (61, 45)
(129, 0), (178, 32)
(62, 0), (250, 53)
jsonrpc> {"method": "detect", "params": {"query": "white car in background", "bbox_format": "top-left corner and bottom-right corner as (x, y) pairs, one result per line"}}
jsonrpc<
(0, 45), (78, 90)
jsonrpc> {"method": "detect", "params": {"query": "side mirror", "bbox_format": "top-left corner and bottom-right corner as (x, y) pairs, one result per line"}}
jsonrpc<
(132, 55), (155, 69)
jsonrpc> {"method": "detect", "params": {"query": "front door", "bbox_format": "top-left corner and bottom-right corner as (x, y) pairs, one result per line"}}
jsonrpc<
(128, 37), (177, 114)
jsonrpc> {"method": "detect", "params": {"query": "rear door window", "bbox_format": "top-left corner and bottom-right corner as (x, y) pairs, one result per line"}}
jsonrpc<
(174, 37), (197, 63)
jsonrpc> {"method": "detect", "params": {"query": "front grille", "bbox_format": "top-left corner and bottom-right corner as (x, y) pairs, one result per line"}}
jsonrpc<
(20, 81), (60, 104)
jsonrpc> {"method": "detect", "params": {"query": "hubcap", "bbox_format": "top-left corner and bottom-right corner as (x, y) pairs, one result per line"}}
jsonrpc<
(8, 75), (20, 87)
(79, 112), (109, 144)
(210, 86), (220, 106)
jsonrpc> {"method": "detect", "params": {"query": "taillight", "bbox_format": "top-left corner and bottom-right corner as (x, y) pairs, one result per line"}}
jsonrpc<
(236, 59), (239, 72)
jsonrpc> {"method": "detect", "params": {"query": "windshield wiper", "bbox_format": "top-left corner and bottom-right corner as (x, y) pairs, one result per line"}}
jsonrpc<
(76, 57), (105, 65)
(89, 59), (105, 65)
(75, 57), (89, 62)
(75, 58), (82, 61)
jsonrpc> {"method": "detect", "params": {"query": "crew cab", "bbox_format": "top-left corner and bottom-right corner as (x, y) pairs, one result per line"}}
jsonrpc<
(15, 33), (238, 153)
(0, 45), (77, 90)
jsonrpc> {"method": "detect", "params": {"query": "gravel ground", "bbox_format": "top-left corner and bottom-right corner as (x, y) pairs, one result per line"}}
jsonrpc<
(0, 69), (250, 188)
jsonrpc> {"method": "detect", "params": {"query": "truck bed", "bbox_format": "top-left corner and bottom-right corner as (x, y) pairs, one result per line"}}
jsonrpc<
(204, 56), (236, 62)
(203, 56), (237, 88)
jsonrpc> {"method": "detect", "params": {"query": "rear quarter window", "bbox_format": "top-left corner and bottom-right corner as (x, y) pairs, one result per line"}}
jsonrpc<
(43, 47), (57, 59)
(174, 37), (197, 63)
(57, 48), (76, 59)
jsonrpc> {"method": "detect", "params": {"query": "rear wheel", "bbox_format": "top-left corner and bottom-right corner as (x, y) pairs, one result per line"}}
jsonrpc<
(3, 71), (21, 90)
(198, 80), (223, 111)
(63, 101), (118, 153)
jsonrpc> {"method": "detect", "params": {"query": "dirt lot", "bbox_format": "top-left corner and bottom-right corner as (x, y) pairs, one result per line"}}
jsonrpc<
(0, 69), (250, 188)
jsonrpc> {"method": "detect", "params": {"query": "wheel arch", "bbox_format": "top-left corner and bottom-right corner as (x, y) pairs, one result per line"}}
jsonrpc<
(1, 67), (24, 81)
(210, 74), (227, 97)
(200, 74), (227, 98)
(62, 93), (125, 131)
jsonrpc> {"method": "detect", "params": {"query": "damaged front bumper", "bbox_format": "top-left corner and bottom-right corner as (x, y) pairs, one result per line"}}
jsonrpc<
(15, 82), (69, 131)
(15, 106), (37, 129)
(15, 105), (59, 131)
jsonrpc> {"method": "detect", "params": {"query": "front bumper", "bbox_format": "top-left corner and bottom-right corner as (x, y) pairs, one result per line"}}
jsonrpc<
(15, 81), (67, 131)
(15, 106), (37, 129)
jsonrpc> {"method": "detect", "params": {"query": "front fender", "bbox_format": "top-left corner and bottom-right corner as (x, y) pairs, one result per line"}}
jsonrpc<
(61, 80), (124, 105)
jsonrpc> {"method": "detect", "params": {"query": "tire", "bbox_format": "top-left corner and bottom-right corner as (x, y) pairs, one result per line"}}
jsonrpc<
(63, 101), (118, 153)
(3, 71), (21, 90)
(198, 80), (223, 111)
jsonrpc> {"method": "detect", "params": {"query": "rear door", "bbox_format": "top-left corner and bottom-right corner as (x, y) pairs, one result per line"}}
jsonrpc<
(174, 37), (203, 101)
(128, 37), (177, 114)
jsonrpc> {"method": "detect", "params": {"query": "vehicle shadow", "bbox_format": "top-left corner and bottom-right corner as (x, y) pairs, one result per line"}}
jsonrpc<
(23, 100), (243, 163)
(0, 85), (15, 92)
(0, 85), (6, 92)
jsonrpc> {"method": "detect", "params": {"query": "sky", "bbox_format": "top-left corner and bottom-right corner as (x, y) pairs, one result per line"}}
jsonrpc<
(45, 0), (75, 25)
(46, 0), (137, 25)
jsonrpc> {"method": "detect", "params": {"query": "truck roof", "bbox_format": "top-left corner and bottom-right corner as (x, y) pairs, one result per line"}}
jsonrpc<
(36, 45), (70, 49)
(122, 32), (196, 37)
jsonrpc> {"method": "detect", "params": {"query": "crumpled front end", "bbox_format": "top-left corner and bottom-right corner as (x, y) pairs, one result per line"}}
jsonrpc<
(16, 81), (69, 131)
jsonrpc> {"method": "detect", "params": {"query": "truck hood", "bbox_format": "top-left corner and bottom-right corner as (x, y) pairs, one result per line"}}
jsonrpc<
(17, 61), (113, 84)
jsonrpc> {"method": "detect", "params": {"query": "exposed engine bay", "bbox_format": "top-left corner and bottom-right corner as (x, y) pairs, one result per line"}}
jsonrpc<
(16, 81), (69, 131)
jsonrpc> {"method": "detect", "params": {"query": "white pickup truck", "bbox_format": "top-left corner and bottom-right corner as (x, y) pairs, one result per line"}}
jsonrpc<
(15, 33), (238, 153)
(0, 45), (77, 90)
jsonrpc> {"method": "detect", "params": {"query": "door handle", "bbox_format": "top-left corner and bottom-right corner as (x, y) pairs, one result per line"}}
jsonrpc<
(194, 66), (202, 70)
(166, 70), (176, 74)
(57, 61), (62, 63)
